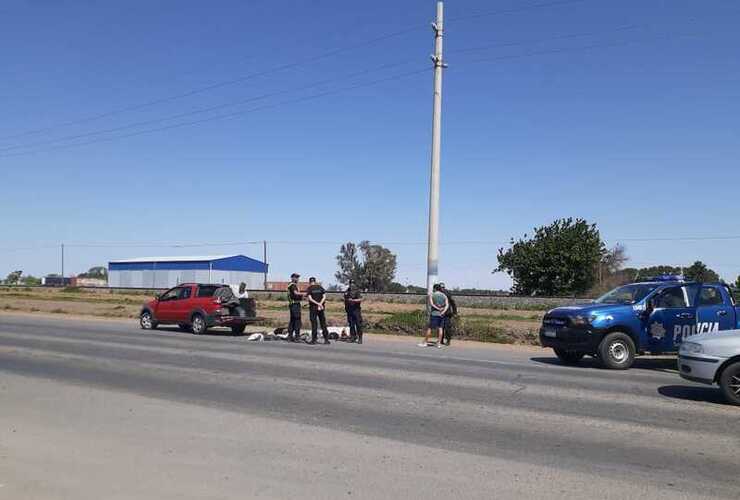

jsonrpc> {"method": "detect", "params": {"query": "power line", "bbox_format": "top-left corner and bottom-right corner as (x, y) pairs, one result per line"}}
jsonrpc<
(0, 28), (424, 143)
(463, 32), (702, 64)
(0, 59), (419, 154)
(0, 0), (591, 143)
(2, 25), (648, 155)
(0, 68), (430, 158)
(447, 24), (641, 55)
(447, 0), (589, 22)
(2, 32), (696, 159)
(613, 235), (740, 242)
(3, 234), (740, 253)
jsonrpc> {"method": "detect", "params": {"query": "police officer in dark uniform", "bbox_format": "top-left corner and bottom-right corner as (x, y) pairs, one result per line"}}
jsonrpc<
(439, 283), (457, 346)
(287, 273), (303, 342)
(305, 277), (330, 345)
(344, 279), (364, 344)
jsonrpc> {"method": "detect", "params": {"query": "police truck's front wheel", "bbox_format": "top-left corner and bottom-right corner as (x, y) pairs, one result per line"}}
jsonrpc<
(554, 348), (585, 365)
(598, 332), (635, 370)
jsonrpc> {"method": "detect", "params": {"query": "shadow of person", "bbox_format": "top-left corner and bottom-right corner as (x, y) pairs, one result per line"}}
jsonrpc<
(658, 385), (727, 405)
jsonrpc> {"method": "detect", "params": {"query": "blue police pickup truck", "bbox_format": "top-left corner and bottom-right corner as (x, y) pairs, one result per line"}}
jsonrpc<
(539, 277), (740, 369)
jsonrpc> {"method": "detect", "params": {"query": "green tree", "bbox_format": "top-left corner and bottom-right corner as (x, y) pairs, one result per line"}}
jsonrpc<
(5, 270), (22, 285)
(335, 242), (362, 285)
(20, 275), (41, 286)
(496, 218), (605, 296)
(684, 261), (720, 283)
(78, 266), (108, 280)
(735, 275), (740, 289)
(335, 241), (397, 292)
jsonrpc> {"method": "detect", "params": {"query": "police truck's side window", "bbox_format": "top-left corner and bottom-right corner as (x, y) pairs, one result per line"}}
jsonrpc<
(654, 287), (687, 308)
(697, 287), (723, 306)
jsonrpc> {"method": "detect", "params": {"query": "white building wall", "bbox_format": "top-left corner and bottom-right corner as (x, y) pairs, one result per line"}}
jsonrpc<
(208, 270), (262, 289)
(109, 269), (264, 289)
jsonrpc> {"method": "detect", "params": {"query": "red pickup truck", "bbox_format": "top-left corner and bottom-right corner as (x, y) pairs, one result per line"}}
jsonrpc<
(139, 283), (257, 335)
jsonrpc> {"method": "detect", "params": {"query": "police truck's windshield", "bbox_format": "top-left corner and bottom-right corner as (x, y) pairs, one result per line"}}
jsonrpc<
(595, 284), (659, 305)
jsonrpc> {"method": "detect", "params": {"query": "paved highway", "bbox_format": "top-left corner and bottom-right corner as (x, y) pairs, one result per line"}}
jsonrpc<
(0, 313), (738, 499)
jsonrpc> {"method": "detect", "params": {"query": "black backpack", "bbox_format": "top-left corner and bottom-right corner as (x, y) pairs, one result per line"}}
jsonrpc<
(445, 292), (457, 317)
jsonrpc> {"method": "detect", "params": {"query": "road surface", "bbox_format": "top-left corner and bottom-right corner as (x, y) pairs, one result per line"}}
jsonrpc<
(0, 313), (738, 499)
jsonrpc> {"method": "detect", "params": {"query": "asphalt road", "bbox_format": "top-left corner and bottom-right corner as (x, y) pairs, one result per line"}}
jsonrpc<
(0, 313), (738, 500)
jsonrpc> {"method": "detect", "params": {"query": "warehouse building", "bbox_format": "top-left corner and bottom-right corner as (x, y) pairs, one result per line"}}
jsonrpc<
(108, 255), (268, 289)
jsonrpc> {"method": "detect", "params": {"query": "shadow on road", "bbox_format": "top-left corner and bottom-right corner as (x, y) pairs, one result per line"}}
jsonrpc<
(530, 356), (678, 373)
(658, 385), (728, 406)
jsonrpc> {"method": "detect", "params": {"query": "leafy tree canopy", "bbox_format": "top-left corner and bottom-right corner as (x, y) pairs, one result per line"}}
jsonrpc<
(683, 261), (720, 283)
(335, 241), (397, 292)
(496, 218), (605, 296)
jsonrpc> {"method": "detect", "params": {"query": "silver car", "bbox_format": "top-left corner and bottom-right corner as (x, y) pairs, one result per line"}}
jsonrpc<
(678, 329), (740, 405)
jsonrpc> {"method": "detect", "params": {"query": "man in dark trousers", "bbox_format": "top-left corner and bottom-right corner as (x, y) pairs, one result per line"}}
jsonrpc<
(439, 283), (457, 346)
(344, 279), (364, 344)
(306, 277), (330, 345)
(286, 273), (303, 342)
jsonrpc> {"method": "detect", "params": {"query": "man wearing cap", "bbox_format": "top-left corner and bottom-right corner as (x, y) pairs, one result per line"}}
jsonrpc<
(306, 277), (330, 345)
(286, 273), (303, 342)
(344, 279), (364, 344)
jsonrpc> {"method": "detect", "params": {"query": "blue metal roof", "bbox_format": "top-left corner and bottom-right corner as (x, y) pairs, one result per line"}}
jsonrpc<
(109, 254), (267, 273)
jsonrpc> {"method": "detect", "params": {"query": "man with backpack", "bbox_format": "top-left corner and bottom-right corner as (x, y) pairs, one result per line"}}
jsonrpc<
(439, 283), (457, 346)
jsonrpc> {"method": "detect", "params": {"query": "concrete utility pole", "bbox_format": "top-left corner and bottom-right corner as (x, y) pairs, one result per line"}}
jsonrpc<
(426, 1), (446, 294)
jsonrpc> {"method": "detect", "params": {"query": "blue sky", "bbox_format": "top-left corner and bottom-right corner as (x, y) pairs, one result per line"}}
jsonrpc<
(1, 0), (738, 289)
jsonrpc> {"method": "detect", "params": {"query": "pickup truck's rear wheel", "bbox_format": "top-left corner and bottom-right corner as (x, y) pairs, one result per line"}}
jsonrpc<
(554, 348), (585, 365)
(140, 311), (157, 330)
(598, 332), (635, 370)
(191, 314), (208, 335)
(718, 362), (740, 406)
(231, 325), (246, 335)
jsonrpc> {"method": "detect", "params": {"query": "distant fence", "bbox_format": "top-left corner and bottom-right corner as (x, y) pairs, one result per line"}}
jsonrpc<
(0, 284), (591, 309)
(4, 283), (736, 310)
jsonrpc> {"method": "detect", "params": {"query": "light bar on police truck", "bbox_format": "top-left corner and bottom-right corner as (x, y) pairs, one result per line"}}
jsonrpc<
(651, 274), (685, 282)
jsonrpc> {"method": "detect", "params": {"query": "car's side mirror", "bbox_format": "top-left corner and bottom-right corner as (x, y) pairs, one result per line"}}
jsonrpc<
(154, 293), (162, 300)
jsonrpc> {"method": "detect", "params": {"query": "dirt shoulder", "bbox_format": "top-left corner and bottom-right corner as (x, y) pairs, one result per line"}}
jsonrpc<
(0, 311), (545, 353)
(0, 287), (545, 346)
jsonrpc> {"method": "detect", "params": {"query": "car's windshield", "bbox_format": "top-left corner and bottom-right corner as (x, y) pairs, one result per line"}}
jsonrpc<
(595, 284), (659, 305)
